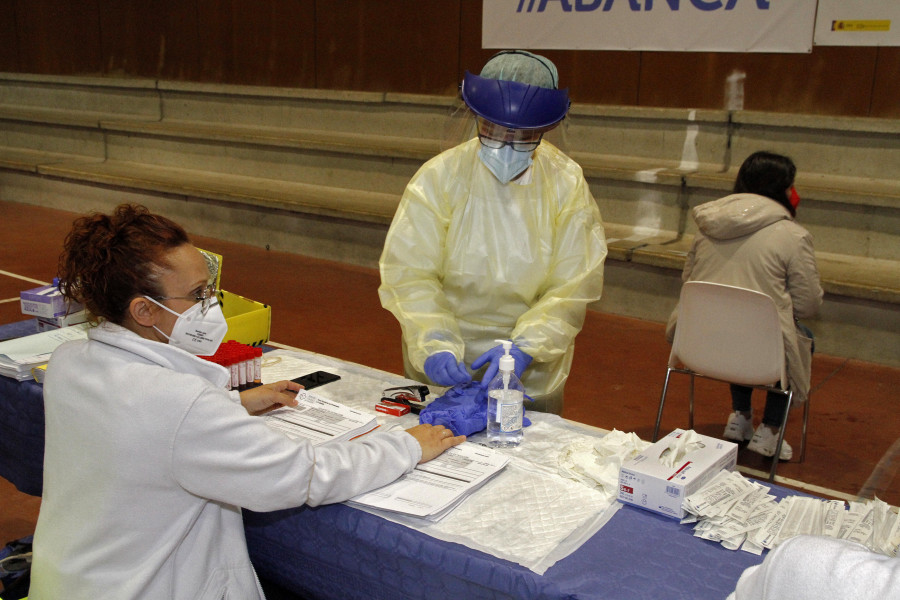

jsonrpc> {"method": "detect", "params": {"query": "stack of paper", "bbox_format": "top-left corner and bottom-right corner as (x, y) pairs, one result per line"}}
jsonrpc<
(348, 442), (510, 522)
(264, 390), (378, 445)
(0, 322), (89, 381)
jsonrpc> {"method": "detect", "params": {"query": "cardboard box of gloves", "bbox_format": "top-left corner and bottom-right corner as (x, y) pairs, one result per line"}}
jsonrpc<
(618, 429), (737, 519)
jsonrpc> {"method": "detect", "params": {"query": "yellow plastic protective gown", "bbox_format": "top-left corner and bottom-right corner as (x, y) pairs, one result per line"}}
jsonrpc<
(379, 138), (607, 412)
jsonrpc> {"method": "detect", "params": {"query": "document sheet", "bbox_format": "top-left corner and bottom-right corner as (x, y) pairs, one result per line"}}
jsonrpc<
(0, 322), (89, 380)
(264, 390), (378, 445)
(349, 442), (509, 521)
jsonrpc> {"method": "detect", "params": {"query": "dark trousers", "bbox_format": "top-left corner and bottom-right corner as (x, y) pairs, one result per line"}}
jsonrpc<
(730, 385), (788, 427)
(731, 322), (815, 428)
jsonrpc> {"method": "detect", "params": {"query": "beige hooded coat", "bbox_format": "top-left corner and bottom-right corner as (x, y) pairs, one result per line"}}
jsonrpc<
(666, 193), (823, 402)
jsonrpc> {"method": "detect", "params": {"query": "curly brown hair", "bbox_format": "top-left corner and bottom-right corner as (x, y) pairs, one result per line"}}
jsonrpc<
(57, 204), (190, 324)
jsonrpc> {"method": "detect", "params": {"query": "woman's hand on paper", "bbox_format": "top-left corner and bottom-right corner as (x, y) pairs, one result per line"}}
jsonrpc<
(406, 423), (466, 464)
(240, 380), (302, 415)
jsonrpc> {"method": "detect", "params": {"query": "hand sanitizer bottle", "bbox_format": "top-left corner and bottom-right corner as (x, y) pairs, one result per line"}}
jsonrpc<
(486, 340), (525, 447)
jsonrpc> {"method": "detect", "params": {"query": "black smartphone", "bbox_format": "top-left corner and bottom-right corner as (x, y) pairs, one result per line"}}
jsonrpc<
(291, 370), (341, 390)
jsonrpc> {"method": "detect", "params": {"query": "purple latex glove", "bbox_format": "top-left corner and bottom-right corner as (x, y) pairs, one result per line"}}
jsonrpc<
(418, 382), (487, 436)
(423, 352), (472, 387)
(471, 342), (533, 389)
(419, 382), (531, 437)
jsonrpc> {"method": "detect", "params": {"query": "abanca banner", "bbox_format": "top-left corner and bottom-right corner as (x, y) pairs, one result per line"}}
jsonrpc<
(482, 0), (818, 53)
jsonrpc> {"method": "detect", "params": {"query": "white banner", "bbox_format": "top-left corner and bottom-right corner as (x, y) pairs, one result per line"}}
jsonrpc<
(482, 0), (818, 53)
(814, 0), (900, 47)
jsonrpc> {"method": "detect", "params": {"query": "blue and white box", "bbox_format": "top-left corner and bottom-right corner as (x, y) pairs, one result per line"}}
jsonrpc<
(20, 283), (83, 319)
(618, 429), (737, 519)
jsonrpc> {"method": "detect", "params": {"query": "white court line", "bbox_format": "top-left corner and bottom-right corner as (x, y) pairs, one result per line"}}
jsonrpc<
(0, 269), (49, 286)
(270, 340), (857, 502)
(0, 297), (22, 304)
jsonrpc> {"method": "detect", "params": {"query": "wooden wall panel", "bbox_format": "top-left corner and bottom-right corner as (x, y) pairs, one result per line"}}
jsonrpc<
(98, 0), (201, 80)
(315, 0), (461, 95)
(637, 47), (878, 116)
(0, 0), (898, 118)
(870, 48), (900, 119)
(459, 1), (498, 92)
(197, 0), (316, 87)
(0, 2), (18, 72)
(13, 0), (101, 75)
(551, 52), (642, 106)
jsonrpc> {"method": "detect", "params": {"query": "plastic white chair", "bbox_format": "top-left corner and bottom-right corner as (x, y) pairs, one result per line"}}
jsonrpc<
(652, 281), (809, 482)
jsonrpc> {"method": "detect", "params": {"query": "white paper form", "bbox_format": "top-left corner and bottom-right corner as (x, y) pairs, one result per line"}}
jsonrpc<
(0, 322), (90, 380)
(264, 390), (377, 445)
(349, 442), (509, 521)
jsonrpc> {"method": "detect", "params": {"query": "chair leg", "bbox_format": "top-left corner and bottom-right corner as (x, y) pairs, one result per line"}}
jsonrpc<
(688, 373), (695, 431)
(799, 396), (809, 463)
(653, 369), (674, 442)
(768, 389), (793, 482)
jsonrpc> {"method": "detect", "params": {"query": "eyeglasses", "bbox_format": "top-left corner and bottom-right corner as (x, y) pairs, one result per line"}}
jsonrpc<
(153, 284), (218, 315)
(477, 118), (544, 152)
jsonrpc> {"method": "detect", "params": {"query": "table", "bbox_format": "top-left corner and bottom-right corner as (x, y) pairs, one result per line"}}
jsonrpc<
(0, 322), (787, 599)
(0, 319), (46, 496)
(244, 489), (800, 600)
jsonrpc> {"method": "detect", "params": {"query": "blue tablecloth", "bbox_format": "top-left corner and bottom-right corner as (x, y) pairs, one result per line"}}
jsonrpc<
(0, 320), (787, 600)
(0, 320), (45, 496)
(243, 485), (798, 600)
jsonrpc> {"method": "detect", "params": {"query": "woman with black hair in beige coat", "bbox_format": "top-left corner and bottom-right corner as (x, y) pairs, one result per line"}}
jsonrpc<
(667, 151), (823, 461)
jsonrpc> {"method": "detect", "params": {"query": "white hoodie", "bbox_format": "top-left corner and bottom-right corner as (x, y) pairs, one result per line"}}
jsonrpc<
(30, 322), (420, 599)
(728, 535), (900, 600)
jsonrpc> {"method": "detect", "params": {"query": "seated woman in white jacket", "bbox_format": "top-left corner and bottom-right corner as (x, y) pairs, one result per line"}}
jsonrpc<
(29, 203), (465, 600)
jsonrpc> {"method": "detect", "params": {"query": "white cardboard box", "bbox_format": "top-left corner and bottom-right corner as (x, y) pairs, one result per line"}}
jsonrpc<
(36, 309), (90, 332)
(618, 429), (737, 519)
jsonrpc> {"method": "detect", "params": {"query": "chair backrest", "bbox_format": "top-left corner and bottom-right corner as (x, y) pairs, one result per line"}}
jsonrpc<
(670, 281), (786, 388)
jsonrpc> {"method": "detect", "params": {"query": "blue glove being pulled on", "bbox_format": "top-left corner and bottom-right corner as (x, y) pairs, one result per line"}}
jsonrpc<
(423, 352), (472, 387)
(471, 342), (533, 389)
(419, 381), (531, 437)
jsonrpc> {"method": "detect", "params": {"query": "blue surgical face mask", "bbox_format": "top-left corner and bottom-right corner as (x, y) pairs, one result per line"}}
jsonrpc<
(478, 144), (533, 184)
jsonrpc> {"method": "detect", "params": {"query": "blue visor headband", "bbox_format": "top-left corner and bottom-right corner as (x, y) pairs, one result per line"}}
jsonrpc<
(461, 72), (570, 130)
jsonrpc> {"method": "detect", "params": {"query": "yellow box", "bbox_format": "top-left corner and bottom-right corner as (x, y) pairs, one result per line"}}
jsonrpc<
(218, 290), (271, 347)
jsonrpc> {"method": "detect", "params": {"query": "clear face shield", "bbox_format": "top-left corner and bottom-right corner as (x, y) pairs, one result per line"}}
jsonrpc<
(476, 118), (545, 152)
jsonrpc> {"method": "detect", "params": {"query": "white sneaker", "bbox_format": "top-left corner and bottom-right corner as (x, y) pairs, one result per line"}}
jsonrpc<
(723, 412), (754, 442)
(747, 425), (793, 461)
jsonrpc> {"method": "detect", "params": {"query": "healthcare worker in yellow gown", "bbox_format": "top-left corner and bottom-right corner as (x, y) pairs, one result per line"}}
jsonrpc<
(379, 50), (607, 415)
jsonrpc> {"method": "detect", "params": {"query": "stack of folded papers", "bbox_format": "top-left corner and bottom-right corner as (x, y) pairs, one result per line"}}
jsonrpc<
(0, 322), (89, 381)
(264, 390), (379, 445)
(348, 442), (509, 521)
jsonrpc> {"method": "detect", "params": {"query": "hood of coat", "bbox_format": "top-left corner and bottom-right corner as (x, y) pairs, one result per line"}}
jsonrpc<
(87, 321), (231, 388)
(692, 193), (792, 241)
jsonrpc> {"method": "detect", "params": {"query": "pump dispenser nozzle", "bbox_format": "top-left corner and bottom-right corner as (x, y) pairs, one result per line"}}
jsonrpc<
(495, 339), (514, 389)
(495, 339), (514, 372)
